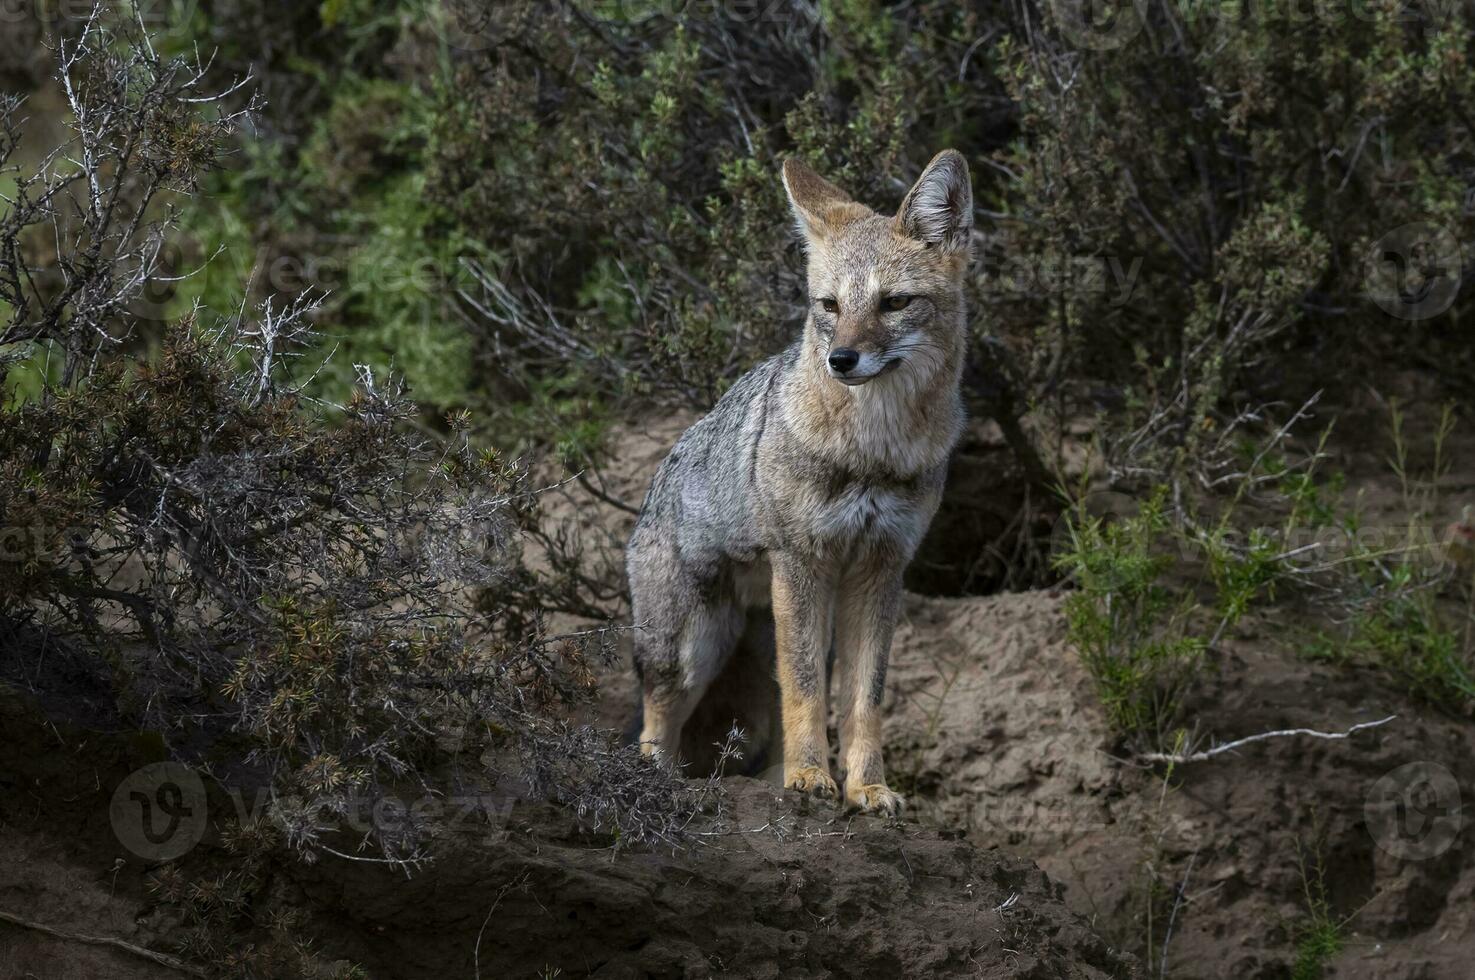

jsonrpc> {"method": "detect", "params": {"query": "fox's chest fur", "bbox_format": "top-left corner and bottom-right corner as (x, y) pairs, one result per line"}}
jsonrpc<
(756, 448), (944, 561)
(755, 350), (961, 561)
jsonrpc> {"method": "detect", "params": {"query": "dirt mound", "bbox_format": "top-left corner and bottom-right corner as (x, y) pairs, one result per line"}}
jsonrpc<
(0, 681), (1133, 979)
(293, 778), (1132, 979)
(880, 591), (1475, 980)
(883, 590), (1118, 851)
(587, 585), (1475, 978)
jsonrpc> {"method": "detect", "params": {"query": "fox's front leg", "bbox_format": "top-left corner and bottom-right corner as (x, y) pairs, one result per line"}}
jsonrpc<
(835, 553), (906, 815)
(771, 555), (839, 799)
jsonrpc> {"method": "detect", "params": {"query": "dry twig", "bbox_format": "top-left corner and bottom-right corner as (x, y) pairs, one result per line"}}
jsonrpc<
(0, 908), (206, 977)
(1138, 716), (1396, 765)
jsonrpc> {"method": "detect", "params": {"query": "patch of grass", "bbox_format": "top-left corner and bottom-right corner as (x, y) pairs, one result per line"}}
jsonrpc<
(1362, 591), (1470, 700)
(1290, 839), (1346, 980)
(1298, 402), (1475, 714)
(1055, 488), (1205, 743)
(1293, 918), (1343, 980)
(1054, 434), (1318, 747)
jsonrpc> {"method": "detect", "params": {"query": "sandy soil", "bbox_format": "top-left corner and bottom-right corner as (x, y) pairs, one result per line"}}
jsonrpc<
(0, 682), (1132, 978)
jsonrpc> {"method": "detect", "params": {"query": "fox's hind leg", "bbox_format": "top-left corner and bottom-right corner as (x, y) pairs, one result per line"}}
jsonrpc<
(636, 600), (743, 764)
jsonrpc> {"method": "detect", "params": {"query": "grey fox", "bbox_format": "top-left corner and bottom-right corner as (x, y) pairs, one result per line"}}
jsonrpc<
(627, 150), (973, 813)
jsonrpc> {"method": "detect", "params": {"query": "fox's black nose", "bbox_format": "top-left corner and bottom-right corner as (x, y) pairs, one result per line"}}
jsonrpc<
(828, 348), (860, 373)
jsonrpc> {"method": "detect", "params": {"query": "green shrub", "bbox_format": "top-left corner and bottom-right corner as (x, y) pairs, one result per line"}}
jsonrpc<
(429, 0), (1006, 420)
(1350, 587), (1471, 706)
(78, 1), (1474, 575)
(989, 0), (1474, 492)
(169, 69), (480, 413)
(1291, 838), (1347, 980)
(1055, 489), (1206, 741)
(56, 1), (1471, 490)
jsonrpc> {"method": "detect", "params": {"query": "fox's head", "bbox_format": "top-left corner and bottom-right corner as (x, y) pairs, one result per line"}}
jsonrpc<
(782, 150), (972, 388)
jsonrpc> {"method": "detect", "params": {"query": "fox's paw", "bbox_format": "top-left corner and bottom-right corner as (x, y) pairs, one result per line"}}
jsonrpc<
(845, 783), (905, 816)
(785, 765), (839, 800)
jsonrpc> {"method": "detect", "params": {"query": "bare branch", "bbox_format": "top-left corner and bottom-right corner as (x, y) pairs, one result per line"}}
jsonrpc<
(1138, 716), (1397, 765)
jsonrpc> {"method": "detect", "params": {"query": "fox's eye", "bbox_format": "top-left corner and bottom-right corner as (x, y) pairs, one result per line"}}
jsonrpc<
(819, 298), (839, 314)
(880, 294), (913, 312)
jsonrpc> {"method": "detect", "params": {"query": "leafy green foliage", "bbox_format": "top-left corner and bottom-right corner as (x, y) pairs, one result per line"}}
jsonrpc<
(1203, 525), (1283, 625)
(1291, 838), (1346, 980)
(990, 0), (1475, 491)
(66, 0), (1469, 486)
(169, 70), (479, 412)
(1055, 490), (1206, 741)
(1346, 588), (1472, 707)
(428, 0), (1005, 418)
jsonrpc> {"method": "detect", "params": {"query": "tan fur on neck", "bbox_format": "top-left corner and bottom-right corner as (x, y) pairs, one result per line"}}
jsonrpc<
(781, 317), (964, 477)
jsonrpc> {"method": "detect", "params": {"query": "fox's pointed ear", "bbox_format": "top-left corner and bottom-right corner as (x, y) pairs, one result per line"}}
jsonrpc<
(782, 157), (861, 244)
(895, 149), (972, 253)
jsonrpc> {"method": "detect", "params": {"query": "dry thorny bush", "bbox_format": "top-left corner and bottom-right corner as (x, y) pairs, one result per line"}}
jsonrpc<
(0, 8), (705, 873)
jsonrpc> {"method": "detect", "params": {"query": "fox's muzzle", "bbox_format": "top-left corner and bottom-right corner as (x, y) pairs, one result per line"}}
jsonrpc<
(826, 346), (900, 386)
